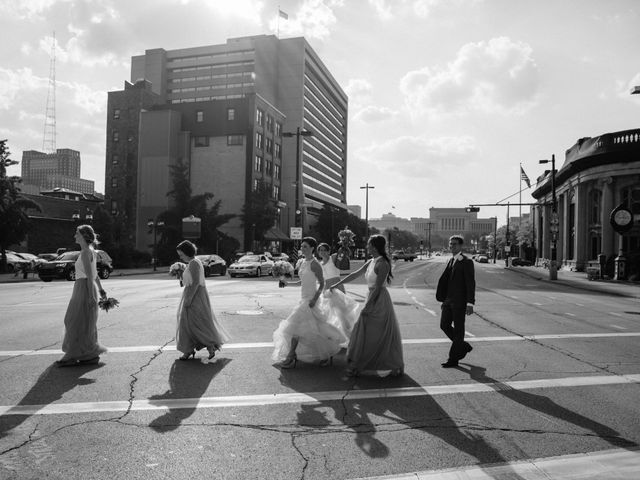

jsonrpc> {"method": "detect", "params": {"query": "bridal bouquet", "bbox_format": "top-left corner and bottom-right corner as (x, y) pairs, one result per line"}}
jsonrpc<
(271, 260), (294, 288)
(98, 297), (120, 312)
(169, 262), (187, 286)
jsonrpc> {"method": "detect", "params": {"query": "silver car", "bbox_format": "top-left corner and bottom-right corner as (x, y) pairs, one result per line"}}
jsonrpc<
(228, 254), (274, 277)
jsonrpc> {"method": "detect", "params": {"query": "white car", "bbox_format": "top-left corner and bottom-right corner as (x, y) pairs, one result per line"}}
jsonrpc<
(228, 254), (274, 277)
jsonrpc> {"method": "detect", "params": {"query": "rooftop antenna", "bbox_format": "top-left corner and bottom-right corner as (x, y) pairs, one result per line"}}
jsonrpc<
(42, 32), (57, 153)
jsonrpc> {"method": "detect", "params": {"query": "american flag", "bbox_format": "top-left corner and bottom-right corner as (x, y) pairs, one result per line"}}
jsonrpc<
(520, 166), (531, 188)
(279, 9), (288, 19)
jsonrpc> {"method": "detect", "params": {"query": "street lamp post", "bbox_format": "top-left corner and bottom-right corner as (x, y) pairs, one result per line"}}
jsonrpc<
(493, 216), (498, 264)
(283, 127), (313, 231)
(539, 154), (558, 280)
(360, 183), (375, 243)
(147, 218), (165, 271)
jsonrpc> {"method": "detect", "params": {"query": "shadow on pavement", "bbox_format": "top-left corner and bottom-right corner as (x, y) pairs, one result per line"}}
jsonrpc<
(281, 369), (527, 479)
(148, 357), (231, 433)
(0, 362), (103, 438)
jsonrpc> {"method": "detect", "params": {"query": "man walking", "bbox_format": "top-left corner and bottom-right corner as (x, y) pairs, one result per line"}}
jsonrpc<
(436, 235), (476, 368)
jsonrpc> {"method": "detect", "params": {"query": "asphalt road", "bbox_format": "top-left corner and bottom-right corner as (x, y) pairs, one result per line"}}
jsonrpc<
(1, 257), (639, 479)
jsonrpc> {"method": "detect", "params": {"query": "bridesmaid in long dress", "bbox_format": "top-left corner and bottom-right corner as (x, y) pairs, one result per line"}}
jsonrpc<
(272, 237), (343, 368)
(175, 240), (230, 361)
(56, 224), (108, 367)
(330, 234), (404, 377)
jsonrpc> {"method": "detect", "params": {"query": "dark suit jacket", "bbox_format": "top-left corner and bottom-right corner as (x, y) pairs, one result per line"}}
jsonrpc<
(436, 255), (476, 306)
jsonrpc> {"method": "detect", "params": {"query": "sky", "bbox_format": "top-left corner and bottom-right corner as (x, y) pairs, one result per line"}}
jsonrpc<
(1, 0), (639, 225)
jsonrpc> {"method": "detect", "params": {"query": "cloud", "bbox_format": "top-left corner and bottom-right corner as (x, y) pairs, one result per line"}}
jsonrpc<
(400, 36), (540, 116)
(344, 78), (373, 106)
(0, 67), (46, 110)
(354, 134), (480, 178)
(271, 0), (344, 40)
(367, 0), (483, 20)
(353, 105), (397, 123)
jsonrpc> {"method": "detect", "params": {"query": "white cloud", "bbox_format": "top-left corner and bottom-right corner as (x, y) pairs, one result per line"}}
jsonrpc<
(271, 0), (344, 40)
(400, 36), (540, 117)
(355, 134), (480, 179)
(344, 78), (373, 107)
(353, 105), (397, 123)
(0, 67), (46, 110)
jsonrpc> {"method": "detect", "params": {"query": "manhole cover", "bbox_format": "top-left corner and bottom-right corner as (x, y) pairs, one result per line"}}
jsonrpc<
(236, 310), (264, 315)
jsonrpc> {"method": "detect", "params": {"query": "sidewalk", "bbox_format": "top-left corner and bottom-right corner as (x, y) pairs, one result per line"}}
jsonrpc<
(504, 263), (640, 300)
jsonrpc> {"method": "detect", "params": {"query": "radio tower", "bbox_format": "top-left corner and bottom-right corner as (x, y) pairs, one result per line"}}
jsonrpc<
(42, 32), (57, 153)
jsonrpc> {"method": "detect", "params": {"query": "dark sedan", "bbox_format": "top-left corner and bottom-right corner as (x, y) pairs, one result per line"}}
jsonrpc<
(38, 250), (114, 282)
(196, 254), (227, 277)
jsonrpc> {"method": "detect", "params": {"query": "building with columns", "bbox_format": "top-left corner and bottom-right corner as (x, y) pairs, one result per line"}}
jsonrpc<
(531, 128), (640, 277)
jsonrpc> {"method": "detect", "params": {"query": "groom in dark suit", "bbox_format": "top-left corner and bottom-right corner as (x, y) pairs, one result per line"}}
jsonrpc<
(436, 235), (476, 368)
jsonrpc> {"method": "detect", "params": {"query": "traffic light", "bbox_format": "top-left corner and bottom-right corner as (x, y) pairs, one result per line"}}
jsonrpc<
(466, 207), (480, 213)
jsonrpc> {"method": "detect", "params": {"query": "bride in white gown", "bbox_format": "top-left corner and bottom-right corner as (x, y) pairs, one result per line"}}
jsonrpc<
(272, 237), (344, 368)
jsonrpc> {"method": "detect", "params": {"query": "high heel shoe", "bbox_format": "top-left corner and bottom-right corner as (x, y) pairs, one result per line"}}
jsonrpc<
(207, 346), (217, 360)
(280, 354), (297, 369)
(319, 356), (333, 367)
(179, 351), (196, 361)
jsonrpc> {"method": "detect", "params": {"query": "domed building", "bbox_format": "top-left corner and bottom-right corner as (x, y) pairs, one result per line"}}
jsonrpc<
(531, 128), (640, 280)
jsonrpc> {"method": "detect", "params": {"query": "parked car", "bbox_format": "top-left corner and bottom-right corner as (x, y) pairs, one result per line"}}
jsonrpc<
(38, 253), (59, 261)
(391, 250), (417, 262)
(37, 250), (114, 282)
(270, 252), (290, 263)
(196, 254), (227, 277)
(476, 254), (489, 263)
(511, 257), (533, 267)
(228, 254), (274, 278)
(2, 252), (30, 273)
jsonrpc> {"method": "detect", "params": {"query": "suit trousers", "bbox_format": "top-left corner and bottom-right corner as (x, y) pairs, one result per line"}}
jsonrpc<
(440, 302), (466, 361)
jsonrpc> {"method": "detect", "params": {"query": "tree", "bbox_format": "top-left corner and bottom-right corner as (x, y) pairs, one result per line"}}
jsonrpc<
(240, 180), (277, 251)
(0, 140), (41, 272)
(310, 205), (370, 251)
(157, 158), (235, 263)
(384, 228), (420, 251)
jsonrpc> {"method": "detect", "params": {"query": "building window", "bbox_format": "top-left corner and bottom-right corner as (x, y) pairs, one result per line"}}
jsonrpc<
(127, 132), (134, 142)
(266, 115), (274, 132)
(194, 136), (209, 147)
(274, 164), (281, 180)
(589, 189), (602, 225)
(113, 109), (120, 120)
(274, 143), (281, 159)
(265, 138), (273, 154)
(272, 185), (279, 200)
(254, 155), (263, 172)
(275, 122), (282, 137)
(264, 160), (272, 176)
(256, 108), (264, 126)
(255, 132), (263, 149)
(253, 179), (259, 191)
(227, 108), (235, 121)
(196, 110), (204, 123)
(112, 131), (119, 142)
(111, 200), (118, 215)
(112, 154), (119, 165)
(111, 177), (118, 188)
(227, 135), (243, 145)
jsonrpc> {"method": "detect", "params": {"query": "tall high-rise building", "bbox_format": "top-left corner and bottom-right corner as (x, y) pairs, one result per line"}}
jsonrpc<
(106, 34), (348, 252)
(21, 148), (95, 194)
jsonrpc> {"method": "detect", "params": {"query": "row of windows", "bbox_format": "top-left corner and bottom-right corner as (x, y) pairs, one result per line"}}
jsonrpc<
(193, 135), (244, 147)
(111, 131), (135, 142)
(254, 156), (281, 179)
(170, 71), (252, 84)
(252, 180), (280, 200)
(168, 51), (254, 65)
(441, 218), (466, 230)
(168, 82), (253, 94)
(256, 108), (282, 136)
(169, 59), (254, 72)
(169, 94), (246, 103)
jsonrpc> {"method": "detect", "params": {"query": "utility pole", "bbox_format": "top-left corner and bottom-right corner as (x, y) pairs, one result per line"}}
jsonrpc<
(360, 183), (375, 248)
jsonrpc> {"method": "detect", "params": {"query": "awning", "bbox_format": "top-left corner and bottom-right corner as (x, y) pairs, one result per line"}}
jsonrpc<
(264, 227), (290, 241)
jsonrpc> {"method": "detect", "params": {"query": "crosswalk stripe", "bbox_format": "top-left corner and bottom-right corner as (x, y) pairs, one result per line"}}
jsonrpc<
(1, 373), (639, 416)
(2, 332), (639, 357)
(350, 447), (640, 480)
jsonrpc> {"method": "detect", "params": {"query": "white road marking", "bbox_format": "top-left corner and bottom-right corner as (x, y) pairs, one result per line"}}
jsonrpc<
(609, 312), (622, 317)
(611, 325), (626, 330)
(422, 307), (437, 316)
(533, 302), (543, 306)
(3, 332), (640, 357)
(1, 374), (638, 416)
(465, 331), (475, 337)
(574, 303), (584, 306)
(565, 312), (576, 316)
(351, 448), (640, 480)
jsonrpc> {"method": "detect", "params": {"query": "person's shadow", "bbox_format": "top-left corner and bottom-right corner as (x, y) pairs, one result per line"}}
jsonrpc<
(456, 363), (637, 449)
(0, 362), (103, 438)
(282, 368), (527, 478)
(148, 357), (231, 433)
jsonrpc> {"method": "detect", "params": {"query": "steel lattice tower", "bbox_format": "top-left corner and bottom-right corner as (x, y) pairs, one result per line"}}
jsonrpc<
(42, 32), (57, 153)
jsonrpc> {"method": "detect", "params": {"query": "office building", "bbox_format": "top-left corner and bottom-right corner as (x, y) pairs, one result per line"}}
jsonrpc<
(105, 34), (348, 252)
(21, 148), (94, 195)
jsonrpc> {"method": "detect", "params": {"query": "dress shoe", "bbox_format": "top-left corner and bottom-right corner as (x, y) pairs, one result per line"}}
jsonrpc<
(458, 342), (473, 360)
(441, 360), (459, 368)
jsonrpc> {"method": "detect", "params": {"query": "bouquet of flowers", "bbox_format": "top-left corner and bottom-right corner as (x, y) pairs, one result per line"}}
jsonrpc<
(338, 227), (355, 247)
(98, 297), (120, 313)
(272, 260), (294, 288)
(169, 262), (187, 286)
